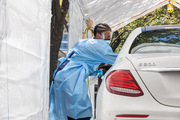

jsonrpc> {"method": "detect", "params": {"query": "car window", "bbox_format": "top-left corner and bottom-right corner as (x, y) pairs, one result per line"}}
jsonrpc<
(0, 0), (6, 40)
(129, 29), (180, 54)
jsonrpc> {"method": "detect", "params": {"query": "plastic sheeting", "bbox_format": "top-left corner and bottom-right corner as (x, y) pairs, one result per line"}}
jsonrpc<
(78, 0), (168, 30)
(68, 0), (86, 49)
(0, 0), (51, 120)
(69, 0), (180, 50)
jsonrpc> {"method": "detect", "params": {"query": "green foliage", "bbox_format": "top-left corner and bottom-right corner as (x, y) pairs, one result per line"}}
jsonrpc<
(65, 11), (69, 22)
(114, 5), (180, 53)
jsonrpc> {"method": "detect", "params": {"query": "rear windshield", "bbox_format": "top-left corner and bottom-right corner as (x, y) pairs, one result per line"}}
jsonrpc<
(130, 29), (180, 54)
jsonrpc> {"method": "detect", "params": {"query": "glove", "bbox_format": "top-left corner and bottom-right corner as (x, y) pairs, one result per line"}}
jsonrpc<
(89, 70), (103, 77)
(97, 70), (103, 77)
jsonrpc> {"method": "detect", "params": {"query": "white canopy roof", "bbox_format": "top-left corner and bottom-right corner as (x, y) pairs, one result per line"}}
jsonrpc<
(68, 0), (180, 49)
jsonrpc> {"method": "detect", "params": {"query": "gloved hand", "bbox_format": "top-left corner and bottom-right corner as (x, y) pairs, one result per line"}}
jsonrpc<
(89, 69), (103, 77)
(97, 70), (103, 77)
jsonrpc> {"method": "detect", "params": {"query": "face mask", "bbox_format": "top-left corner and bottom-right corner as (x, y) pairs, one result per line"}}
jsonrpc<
(99, 34), (111, 45)
(104, 38), (111, 41)
(105, 40), (111, 45)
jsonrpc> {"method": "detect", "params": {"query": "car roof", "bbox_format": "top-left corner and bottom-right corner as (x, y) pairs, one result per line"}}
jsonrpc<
(141, 25), (180, 32)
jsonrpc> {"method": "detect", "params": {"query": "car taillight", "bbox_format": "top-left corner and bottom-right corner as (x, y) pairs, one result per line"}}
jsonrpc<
(116, 114), (149, 118)
(106, 70), (144, 97)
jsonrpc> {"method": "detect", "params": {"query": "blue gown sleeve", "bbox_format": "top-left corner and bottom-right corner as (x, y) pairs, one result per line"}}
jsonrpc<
(84, 39), (118, 64)
(103, 46), (118, 64)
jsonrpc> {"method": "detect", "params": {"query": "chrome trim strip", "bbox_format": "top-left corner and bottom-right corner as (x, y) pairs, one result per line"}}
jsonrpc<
(140, 68), (180, 72)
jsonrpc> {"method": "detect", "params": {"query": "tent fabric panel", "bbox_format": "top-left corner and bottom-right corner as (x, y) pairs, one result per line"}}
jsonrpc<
(0, 0), (51, 120)
(68, 0), (86, 50)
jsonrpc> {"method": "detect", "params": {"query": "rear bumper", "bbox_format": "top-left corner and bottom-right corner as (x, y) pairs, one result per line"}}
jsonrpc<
(96, 76), (180, 120)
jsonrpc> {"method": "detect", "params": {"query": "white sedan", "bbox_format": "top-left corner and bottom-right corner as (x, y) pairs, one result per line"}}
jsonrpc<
(96, 25), (180, 120)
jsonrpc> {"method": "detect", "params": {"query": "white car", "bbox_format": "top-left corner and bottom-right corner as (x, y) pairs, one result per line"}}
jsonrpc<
(96, 25), (180, 120)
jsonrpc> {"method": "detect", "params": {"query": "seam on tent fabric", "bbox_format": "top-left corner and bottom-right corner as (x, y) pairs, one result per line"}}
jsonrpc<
(4, 0), (10, 119)
(77, 0), (86, 18)
(0, 75), (35, 84)
(112, 0), (168, 31)
(112, 0), (167, 29)
(6, 36), (9, 120)
(175, 1), (180, 5)
(129, 0), (168, 20)
(0, 0), (7, 40)
(4, 43), (46, 60)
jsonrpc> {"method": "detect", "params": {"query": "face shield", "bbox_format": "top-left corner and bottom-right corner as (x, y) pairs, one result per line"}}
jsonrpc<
(100, 31), (112, 45)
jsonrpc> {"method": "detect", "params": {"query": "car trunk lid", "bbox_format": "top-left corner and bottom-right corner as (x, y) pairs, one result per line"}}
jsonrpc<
(127, 54), (180, 107)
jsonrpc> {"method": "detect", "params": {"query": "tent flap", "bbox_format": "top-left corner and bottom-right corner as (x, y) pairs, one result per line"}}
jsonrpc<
(0, 0), (51, 120)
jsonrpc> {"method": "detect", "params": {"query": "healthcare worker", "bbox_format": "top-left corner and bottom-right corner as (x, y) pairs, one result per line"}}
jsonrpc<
(49, 23), (118, 120)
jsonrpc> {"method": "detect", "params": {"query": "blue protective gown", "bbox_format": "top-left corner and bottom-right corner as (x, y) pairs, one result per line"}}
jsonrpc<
(49, 38), (118, 120)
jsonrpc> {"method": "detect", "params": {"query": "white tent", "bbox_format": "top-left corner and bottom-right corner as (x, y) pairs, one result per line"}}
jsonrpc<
(69, 0), (180, 49)
(0, 0), (51, 119)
